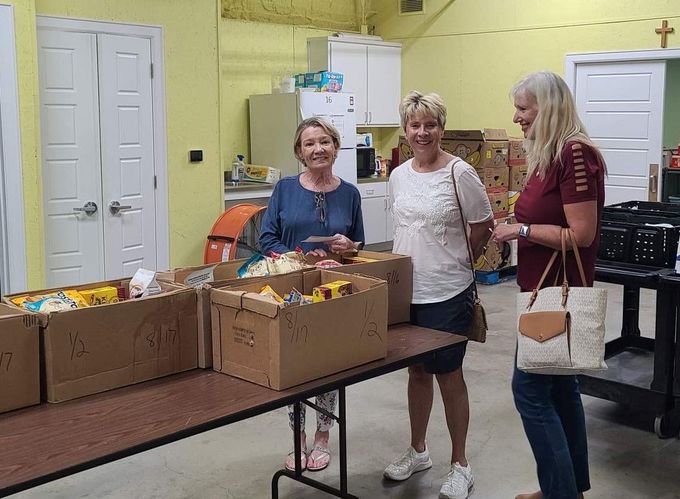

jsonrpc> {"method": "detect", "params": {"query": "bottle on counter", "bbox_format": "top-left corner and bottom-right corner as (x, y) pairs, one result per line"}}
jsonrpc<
(231, 154), (245, 184)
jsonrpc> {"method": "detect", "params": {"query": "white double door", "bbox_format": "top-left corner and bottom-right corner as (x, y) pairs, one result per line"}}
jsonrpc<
(574, 61), (665, 205)
(38, 29), (156, 287)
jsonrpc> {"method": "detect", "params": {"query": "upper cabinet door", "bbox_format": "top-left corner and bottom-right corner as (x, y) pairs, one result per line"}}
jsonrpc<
(367, 45), (401, 126)
(330, 42), (368, 125)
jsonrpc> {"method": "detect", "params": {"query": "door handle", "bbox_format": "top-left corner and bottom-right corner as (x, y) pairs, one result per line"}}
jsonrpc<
(649, 163), (659, 201)
(73, 201), (98, 215)
(109, 200), (133, 215)
(369, 111), (372, 123)
(364, 111), (368, 124)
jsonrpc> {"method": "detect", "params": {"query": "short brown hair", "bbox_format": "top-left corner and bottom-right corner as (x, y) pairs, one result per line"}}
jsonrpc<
(399, 90), (447, 130)
(293, 117), (341, 162)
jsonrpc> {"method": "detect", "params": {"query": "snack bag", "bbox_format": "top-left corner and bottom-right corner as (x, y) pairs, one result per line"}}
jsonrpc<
(268, 250), (307, 275)
(259, 284), (284, 304)
(129, 268), (161, 299)
(238, 253), (269, 278)
(21, 290), (89, 313)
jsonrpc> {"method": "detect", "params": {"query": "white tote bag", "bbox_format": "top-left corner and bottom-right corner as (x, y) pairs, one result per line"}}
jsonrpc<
(516, 228), (607, 375)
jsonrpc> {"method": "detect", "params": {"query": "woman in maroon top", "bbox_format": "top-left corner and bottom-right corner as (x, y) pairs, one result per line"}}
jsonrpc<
(493, 71), (606, 499)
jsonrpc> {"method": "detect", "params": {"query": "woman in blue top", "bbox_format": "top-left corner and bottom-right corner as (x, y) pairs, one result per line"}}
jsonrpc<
(260, 116), (364, 472)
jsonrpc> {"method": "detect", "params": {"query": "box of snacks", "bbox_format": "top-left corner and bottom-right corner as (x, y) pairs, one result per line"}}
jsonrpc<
(304, 250), (412, 325)
(4, 271), (198, 402)
(0, 303), (40, 413)
(157, 251), (313, 368)
(210, 269), (388, 390)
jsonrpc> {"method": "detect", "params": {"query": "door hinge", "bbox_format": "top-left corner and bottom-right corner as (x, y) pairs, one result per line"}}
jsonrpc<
(154, 175), (157, 189)
(150, 63), (154, 79)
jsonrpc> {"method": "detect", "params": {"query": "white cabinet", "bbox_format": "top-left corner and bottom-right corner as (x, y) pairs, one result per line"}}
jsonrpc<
(358, 182), (392, 244)
(308, 37), (401, 127)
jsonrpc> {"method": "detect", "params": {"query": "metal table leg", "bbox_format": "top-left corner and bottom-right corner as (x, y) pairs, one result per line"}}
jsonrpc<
(272, 387), (358, 498)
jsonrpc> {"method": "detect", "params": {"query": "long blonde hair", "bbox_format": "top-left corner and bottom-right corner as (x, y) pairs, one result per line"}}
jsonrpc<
(511, 71), (605, 178)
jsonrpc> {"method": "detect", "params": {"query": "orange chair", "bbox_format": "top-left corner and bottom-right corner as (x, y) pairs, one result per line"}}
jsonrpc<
(204, 203), (267, 263)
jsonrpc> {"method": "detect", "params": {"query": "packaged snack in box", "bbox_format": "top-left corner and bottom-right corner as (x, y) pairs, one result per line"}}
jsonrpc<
(312, 280), (353, 302)
(79, 286), (120, 306)
(13, 290), (89, 313)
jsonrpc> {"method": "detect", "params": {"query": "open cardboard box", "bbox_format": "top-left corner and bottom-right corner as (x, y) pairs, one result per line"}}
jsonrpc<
(4, 279), (198, 403)
(210, 269), (388, 390)
(159, 251), (411, 368)
(157, 260), (247, 369)
(0, 304), (40, 413)
(303, 250), (411, 325)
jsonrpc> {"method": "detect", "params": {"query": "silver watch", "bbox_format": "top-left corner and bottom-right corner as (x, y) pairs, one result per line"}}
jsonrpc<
(518, 224), (531, 239)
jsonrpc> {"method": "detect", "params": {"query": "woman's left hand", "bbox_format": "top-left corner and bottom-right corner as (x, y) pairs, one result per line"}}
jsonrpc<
(492, 223), (521, 243)
(326, 234), (356, 254)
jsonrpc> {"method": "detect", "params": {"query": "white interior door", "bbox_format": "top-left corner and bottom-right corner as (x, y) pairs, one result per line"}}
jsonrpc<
(575, 61), (665, 205)
(98, 34), (156, 279)
(39, 29), (157, 287)
(38, 30), (104, 287)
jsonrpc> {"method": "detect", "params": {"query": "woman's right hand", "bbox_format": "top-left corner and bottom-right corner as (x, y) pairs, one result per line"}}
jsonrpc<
(306, 248), (327, 258)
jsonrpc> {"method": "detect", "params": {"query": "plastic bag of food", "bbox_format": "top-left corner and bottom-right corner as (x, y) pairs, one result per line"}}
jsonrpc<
(20, 290), (89, 313)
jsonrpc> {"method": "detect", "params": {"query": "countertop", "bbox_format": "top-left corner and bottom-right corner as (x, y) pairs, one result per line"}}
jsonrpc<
(358, 176), (389, 184)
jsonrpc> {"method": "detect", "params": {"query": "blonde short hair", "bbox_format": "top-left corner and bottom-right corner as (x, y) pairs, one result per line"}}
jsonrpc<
(293, 117), (341, 163)
(399, 91), (447, 130)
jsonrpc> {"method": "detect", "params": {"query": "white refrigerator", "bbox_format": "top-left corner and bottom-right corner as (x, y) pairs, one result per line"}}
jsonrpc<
(249, 91), (358, 185)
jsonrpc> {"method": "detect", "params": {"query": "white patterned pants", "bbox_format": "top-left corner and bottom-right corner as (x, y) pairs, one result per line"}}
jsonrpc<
(287, 390), (337, 432)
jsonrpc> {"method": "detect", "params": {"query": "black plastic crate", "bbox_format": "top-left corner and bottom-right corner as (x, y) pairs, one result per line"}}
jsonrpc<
(605, 200), (680, 217)
(602, 210), (680, 226)
(598, 219), (680, 268)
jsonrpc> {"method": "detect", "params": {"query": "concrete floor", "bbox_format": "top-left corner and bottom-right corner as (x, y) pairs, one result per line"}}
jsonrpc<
(12, 281), (680, 499)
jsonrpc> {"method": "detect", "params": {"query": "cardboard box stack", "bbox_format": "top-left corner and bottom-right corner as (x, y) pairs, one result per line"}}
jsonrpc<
(210, 269), (388, 390)
(508, 137), (529, 215)
(0, 304), (40, 413)
(398, 129), (510, 219)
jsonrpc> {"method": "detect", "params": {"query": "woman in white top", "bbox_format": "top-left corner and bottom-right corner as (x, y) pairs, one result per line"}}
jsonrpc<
(383, 91), (494, 499)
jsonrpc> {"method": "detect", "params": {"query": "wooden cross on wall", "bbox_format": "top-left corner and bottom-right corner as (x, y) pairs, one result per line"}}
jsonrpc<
(656, 20), (674, 48)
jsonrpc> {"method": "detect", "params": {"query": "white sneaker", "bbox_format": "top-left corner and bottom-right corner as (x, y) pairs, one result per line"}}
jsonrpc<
(383, 446), (432, 481)
(439, 462), (474, 499)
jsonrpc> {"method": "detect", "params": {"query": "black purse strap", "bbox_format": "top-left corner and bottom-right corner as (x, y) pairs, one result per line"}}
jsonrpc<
(450, 159), (481, 301)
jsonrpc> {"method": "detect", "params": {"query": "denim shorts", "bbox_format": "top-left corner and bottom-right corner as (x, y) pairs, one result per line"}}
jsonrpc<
(410, 283), (474, 374)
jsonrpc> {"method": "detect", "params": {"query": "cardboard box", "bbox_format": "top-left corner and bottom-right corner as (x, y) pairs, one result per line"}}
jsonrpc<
(399, 129), (509, 169)
(303, 250), (412, 325)
(0, 304), (40, 413)
(6, 280), (198, 402)
(242, 164), (281, 184)
(157, 260), (248, 368)
(398, 136), (414, 165)
(211, 270), (388, 390)
(508, 137), (527, 166)
(488, 190), (509, 219)
(305, 71), (344, 92)
(510, 164), (529, 191)
(441, 129), (509, 169)
(482, 167), (509, 192)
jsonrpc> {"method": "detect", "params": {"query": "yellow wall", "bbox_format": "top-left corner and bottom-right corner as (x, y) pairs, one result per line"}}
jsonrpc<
(17, 0), (222, 286)
(373, 0), (680, 146)
(220, 18), (332, 165)
(7, 0), (42, 288)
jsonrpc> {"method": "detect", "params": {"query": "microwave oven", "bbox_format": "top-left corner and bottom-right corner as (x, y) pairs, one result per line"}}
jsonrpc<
(356, 147), (376, 178)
